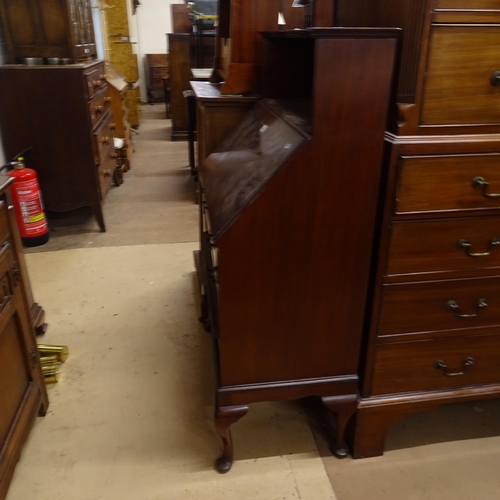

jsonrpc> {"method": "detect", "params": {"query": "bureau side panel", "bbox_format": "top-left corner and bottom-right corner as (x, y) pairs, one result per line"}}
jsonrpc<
(216, 37), (398, 387)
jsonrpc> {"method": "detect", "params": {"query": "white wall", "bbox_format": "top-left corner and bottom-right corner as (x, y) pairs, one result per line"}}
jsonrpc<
(131, 0), (184, 102)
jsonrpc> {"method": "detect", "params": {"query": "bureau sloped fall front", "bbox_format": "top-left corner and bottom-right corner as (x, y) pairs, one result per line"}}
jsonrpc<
(193, 28), (401, 472)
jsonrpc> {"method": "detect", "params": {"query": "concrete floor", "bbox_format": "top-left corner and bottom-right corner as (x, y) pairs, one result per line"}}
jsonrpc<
(9, 105), (500, 500)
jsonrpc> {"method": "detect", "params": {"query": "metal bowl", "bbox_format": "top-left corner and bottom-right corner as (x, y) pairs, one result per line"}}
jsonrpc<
(46, 57), (60, 65)
(22, 57), (44, 65)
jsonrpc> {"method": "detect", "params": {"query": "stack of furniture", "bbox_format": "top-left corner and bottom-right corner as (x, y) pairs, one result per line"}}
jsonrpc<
(0, 61), (116, 232)
(167, 33), (215, 140)
(0, 176), (48, 499)
(105, 0), (141, 128)
(0, 0), (117, 232)
(195, 27), (400, 473)
(333, 0), (500, 458)
(145, 53), (169, 104)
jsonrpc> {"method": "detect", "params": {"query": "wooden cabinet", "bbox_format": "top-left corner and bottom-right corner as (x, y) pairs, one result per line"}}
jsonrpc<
(145, 54), (169, 103)
(194, 28), (399, 472)
(0, 61), (114, 232)
(0, 176), (48, 500)
(335, 0), (500, 459)
(0, 0), (96, 63)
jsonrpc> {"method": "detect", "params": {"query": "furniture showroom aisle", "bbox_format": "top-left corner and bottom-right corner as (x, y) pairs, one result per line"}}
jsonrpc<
(8, 106), (500, 500)
(7, 106), (335, 500)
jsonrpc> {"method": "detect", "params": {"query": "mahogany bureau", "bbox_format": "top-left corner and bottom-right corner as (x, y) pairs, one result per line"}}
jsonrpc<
(334, 0), (500, 457)
(194, 27), (400, 472)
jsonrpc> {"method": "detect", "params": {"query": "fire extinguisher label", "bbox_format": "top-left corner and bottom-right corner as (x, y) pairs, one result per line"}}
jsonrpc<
(13, 179), (48, 237)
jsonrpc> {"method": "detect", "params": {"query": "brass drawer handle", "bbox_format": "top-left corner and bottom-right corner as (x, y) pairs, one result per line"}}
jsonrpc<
(446, 298), (488, 318)
(457, 237), (500, 257)
(472, 176), (500, 198)
(491, 70), (500, 86)
(434, 357), (474, 377)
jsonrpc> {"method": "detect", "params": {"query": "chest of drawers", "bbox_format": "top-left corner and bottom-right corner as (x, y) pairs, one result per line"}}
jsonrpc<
(334, 0), (500, 458)
(0, 61), (115, 232)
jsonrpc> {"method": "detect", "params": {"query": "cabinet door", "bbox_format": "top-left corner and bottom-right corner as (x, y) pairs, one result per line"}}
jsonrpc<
(0, 236), (46, 496)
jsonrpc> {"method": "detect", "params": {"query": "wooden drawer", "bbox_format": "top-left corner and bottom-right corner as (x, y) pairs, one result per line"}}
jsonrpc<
(387, 218), (500, 277)
(371, 333), (500, 395)
(396, 154), (500, 214)
(88, 85), (111, 129)
(435, 0), (500, 10)
(421, 25), (500, 126)
(151, 67), (168, 78)
(85, 64), (106, 99)
(97, 143), (116, 199)
(92, 111), (116, 165)
(378, 276), (500, 339)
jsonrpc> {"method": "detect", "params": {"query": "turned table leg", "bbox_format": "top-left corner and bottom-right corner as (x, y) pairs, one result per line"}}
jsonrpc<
(214, 404), (249, 473)
(322, 395), (358, 458)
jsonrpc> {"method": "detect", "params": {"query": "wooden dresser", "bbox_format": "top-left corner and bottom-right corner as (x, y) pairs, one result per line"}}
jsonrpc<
(0, 176), (48, 500)
(0, 61), (116, 232)
(195, 28), (400, 472)
(334, 0), (500, 457)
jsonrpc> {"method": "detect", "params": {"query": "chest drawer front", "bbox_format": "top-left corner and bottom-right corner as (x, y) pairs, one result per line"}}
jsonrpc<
(92, 111), (116, 165)
(85, 64), (106, 99)
(397, 154), (500, 214)
(387, 218), (500, 277)
(371, 333), (500, 395)
(379, 276), (500, 338)
(435, 0), (500, 9)
(421, 25), (500, 126)
(88, 85), (111, 129)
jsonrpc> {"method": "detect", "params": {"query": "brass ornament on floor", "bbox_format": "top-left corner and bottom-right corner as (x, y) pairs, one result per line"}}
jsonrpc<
(37, 344), (69, 384)
(38, 344), (69, 363)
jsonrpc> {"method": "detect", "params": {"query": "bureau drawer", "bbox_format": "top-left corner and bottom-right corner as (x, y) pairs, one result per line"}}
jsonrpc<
(371, 333), (500, 395)
(85, 64), (106, 99)
(435, 0), (500, 9)
(92, 111), (116, 165)
(378, 276), (500, 339)
(387, 218), (500, 277)
(97, 143), (116, 199)
(88, 85), (111, 129)
(421, 25), (500, 126)
(396, 154), (500, 214)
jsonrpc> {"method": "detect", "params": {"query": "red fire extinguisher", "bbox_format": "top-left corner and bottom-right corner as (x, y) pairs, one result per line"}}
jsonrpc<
(7, 157), (49, 247)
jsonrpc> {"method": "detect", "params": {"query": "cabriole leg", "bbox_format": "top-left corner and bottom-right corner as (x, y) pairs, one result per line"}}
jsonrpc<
(214, 404), (249, 473)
